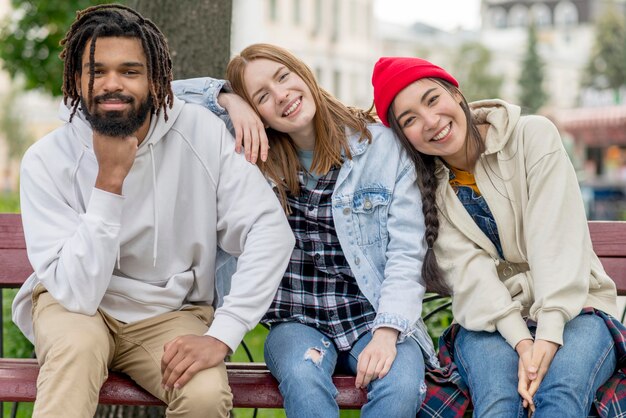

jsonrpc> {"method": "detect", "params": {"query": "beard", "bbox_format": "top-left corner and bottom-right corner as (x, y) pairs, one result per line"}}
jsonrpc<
(81, 92), (153, 137)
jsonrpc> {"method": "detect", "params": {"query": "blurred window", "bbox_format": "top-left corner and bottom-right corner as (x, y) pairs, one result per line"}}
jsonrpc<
(531, 3), (552, 27)
(509, 4), (529, 27)
(489, 7), (507, 28)
(555, 1), (579, 27)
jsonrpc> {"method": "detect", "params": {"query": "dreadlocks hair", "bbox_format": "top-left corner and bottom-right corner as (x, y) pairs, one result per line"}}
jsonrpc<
(386, 79), (484, 296)
(60, 4), (173, 122)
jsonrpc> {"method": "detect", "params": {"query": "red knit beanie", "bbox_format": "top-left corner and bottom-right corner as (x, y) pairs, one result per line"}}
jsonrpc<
(372, 57), (458, 127)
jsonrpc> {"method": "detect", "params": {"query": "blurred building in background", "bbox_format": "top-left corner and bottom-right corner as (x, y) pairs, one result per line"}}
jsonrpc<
(232, 0), (377, 108)
(480, 0), (626, 219)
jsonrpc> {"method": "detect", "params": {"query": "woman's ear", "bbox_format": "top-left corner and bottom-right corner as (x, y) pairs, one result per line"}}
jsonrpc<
(453, 90), (464, 104)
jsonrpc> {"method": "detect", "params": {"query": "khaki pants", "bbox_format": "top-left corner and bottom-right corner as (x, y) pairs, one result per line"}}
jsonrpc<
(31, 286), (233, 418)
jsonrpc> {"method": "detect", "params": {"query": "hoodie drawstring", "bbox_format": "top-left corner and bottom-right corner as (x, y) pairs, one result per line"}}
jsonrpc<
(149, 143), (159, 267)
(72, 149), (87, 212)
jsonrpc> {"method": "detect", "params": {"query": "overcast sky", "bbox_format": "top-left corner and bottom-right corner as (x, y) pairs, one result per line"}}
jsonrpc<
(373, 0), (482, 31)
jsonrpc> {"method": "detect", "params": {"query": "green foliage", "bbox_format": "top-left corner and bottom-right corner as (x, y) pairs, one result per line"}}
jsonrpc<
(517, 23), (548, 113)
(0, 0), (119, 97)
(583, 2), (626, 97)
(0, 193), (20, 212)
(2, 289), (32, 359)
(452, 42), (503, 102)
(423, 295), (452, 347)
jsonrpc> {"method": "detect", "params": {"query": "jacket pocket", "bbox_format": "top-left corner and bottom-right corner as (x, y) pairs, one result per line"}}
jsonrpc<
(351, 188), (390, 246)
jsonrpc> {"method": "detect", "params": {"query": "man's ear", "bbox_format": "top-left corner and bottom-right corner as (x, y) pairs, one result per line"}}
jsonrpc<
(75, 72), (81, 95)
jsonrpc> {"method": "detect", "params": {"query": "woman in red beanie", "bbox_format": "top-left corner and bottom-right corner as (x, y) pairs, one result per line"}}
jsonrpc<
(372, 56), (622, 417)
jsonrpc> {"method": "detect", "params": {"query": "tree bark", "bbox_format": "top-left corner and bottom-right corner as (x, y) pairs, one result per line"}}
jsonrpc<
(129, 0), (233, 79)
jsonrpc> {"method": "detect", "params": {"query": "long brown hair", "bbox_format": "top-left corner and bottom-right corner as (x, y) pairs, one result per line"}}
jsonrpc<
(226, 43), (374, 209)
(387, 79), (484, 295)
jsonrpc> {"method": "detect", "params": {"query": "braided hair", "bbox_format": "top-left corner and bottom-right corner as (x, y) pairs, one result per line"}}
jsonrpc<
(387, 79), (484, 296)
(59, 4), (173, 121)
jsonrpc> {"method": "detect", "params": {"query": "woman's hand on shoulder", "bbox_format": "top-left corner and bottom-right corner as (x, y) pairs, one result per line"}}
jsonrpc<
(218, 92), (269, 163)
(355, 327), (399, 389)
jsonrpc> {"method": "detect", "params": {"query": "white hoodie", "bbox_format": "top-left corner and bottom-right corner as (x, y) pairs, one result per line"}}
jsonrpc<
(12, 97), (294, 351)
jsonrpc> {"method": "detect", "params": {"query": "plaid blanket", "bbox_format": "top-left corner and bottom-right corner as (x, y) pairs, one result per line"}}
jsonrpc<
(418, 308), (626, 418)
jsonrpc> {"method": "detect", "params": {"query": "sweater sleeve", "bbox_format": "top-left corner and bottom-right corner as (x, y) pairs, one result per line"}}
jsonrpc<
(19, 146), (123, 315)
(521, 116), (589, 345)
(204, 123), (295, 352)
(436, 213), (533, 349)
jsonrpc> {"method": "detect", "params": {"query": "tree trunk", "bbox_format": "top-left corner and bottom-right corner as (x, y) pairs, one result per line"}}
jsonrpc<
(128, 0), (233, 79)
(92, 2), (232, 417)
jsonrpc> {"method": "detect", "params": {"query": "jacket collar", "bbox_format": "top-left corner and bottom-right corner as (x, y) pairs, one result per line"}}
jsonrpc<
(469, 99), (521, 156)
(346, 129), (370, 157)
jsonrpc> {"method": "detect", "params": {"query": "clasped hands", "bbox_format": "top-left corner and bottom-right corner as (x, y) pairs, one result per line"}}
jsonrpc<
(515, 338), (559, 414)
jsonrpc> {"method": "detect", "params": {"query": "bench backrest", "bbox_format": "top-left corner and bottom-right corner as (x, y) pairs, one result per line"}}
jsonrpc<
(1, 214), (626, 294)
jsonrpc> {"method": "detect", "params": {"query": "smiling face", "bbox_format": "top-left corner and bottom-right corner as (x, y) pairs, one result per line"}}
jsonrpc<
(392, 78), (470, 169)
(243, 58), (317, 147)
(76, 36), (152, 138)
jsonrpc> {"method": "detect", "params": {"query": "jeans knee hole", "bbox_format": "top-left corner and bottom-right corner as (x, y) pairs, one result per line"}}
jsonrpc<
(304, 348), (325, 367)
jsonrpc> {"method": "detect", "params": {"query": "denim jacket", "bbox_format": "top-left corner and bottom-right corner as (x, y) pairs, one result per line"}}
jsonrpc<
(172, 78), (439, 367)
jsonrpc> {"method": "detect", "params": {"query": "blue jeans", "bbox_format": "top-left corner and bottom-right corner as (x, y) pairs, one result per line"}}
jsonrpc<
(264, 322), (426, 418)
(454, 314), (616, 418)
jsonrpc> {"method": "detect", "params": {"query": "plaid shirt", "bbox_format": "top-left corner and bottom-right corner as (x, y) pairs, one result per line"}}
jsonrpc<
(419, 307), (626, 418)
(263, 167), (376, 351)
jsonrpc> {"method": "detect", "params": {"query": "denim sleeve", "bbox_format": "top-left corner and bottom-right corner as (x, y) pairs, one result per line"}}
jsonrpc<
(172, 77), (235, 135)
(373, 157), (427, 342)
(172, 77), (230, 116)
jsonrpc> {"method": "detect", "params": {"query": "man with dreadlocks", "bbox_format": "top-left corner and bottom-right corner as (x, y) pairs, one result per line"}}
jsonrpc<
(11, 4), (294, 417)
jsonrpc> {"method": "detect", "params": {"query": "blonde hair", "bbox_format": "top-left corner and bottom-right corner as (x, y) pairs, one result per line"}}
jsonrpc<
(226, 43), (374, 209)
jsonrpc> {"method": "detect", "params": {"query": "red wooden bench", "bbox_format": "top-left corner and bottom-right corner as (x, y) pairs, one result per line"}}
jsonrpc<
(0, 214), (625, 409)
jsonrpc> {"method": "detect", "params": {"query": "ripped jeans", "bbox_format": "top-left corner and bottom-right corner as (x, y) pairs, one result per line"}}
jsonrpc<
(264, 322), (426, 418)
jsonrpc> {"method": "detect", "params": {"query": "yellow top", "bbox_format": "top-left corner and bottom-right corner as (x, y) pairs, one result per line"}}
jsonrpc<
(449, 166), (480, 195)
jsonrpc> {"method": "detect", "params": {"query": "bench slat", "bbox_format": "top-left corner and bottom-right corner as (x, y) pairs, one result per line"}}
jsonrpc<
(0, 358), (367, 408)
(599, 257), (626, 296)
(0, 214), (24, 250)
(0, 249), (32, 287)
(589, 222), (626, 257)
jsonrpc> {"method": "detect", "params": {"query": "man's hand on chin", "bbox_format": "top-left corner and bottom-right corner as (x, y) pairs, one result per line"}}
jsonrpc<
(93, 132), (138, 195)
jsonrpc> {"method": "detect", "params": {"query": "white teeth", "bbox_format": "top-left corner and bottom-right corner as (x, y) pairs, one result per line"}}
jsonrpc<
(432, 124), (451, 141)
(283, 99), (301, 116)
